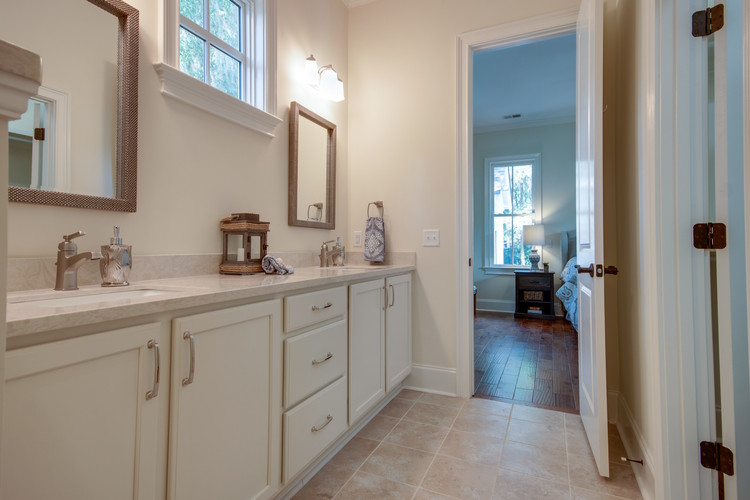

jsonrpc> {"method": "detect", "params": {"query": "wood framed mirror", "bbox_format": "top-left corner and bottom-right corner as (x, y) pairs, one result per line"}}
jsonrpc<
(5, 0), (139, 212)
(288, 101), (336, 229)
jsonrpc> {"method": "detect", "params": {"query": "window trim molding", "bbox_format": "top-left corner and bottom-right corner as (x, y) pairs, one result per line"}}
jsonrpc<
(156, 0), (280, 136)
(483, 153), (542, 270)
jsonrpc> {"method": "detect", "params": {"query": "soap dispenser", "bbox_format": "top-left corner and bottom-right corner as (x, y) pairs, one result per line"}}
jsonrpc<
(100, 226), (132, 286)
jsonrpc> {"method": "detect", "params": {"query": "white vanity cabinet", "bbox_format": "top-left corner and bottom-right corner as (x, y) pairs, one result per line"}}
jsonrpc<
(168, 300), (282, 500)
(1, 322), (163, 500)
(282, 286), (348, 482)
(349, 274), (412, 424)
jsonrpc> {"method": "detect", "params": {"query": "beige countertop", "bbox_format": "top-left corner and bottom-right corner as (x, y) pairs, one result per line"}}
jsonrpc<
(6, 264), (414, 342)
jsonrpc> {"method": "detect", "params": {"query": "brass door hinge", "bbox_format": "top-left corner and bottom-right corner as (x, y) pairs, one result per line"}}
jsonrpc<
(700, 441), (734, 475)
(33, 127), (45, 141)
(693, 4), (725, 37)
(693, 223), (727, 249)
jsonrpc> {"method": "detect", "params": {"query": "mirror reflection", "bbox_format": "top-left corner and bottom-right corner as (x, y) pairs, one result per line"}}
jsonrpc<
(3, 0), (139, 212)
(4, 0), (117, 198)
(288, 102), (336, 229)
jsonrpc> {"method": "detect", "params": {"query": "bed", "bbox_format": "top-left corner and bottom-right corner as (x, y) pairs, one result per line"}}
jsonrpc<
(555, 231), (578, 331)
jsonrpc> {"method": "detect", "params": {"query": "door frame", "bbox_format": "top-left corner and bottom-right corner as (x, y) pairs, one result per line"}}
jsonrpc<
(455, 7), (580, 401)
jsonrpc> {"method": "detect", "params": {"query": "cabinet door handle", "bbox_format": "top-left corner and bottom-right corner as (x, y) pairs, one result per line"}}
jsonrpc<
(146, 340), (160, 400)
(312, 352), (333, 365)
(312, 302), (333, 311)
(311, 414), (333, 433)
(389, 284), (395, 307)
(182, 332), (195, 386)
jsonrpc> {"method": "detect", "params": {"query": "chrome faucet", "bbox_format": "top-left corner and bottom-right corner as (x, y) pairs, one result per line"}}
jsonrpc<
(319, 238), (345, 267)
(55, 231), (102, 291)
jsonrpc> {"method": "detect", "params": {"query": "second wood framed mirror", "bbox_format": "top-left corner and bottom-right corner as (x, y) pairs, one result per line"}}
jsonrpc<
(288, 101), (336, 229)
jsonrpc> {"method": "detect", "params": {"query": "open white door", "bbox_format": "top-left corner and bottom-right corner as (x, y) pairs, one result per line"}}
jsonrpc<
(576, 0), (609, 478)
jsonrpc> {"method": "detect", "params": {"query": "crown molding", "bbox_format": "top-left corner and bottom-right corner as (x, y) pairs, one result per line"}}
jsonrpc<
(473, 114), (575, 134)
(340, 0), (378, 8)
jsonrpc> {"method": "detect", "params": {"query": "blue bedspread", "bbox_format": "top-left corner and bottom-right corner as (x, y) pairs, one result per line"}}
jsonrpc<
(556, 257), (578, 330)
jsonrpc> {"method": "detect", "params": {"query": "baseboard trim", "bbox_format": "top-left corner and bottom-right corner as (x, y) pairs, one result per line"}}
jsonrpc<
(615, 392), (656, 500)
(476, 298), (514, 314)
(403, 363), (457, 396)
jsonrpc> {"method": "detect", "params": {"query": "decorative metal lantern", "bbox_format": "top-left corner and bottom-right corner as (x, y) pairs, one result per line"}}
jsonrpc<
(220, 213), (270, 275)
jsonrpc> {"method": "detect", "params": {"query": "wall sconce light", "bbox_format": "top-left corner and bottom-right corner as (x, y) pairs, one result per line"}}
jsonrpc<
(305, 54), (344, 102)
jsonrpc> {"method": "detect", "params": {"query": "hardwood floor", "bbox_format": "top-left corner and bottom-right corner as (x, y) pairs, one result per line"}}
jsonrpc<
(473, 312), (579, 413)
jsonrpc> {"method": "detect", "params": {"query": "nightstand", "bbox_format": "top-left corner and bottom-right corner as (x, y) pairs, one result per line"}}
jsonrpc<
(514, 270), (555, 320)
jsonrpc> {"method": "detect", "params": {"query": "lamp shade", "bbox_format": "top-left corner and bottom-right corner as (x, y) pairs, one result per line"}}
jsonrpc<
(319, 66), (340, 101)
(304, 55), (319, 87)
(523, 224), (545, 246)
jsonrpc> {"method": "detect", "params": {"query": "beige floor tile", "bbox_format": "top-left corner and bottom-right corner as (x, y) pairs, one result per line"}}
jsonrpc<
(359, 442), (434, 485)
(452, 408), (509, 436)
(507, 418), (566, 453)
(572, 486), (636, 500)
(510, 404), (565, 426)
(421, 455), (497, 500)
(384, 420), (450, 453)
(499, 440), (568, 483)
(403, 402), (461, 428)
(568, 451), (643, 499)
(413, 488), (462, 500)
(379, 397), (416, 418)
(493, 467), (572, 500)
(417, 393), (467, 409)
(357, 415), (400, 441)
(396, 389), (423, 401)
(333, 470), (416, 500)
(565, 418), (591, 456)
(292, 462), (355, 500)
(565, 413), (585, 433)
(464, 397), (513, 417)
(439, 428), (504, 466)
(328, 437), (379, 470)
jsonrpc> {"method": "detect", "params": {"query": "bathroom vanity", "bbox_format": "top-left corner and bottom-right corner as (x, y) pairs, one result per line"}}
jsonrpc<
(2, 264), (413, 500)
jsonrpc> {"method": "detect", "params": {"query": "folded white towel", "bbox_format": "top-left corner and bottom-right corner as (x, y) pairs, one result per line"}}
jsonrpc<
(364, 217), (385, 262)
(261, 255), (294, 275)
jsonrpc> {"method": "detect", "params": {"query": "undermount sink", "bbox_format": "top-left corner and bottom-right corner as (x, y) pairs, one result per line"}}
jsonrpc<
(12, 288), (177, 308)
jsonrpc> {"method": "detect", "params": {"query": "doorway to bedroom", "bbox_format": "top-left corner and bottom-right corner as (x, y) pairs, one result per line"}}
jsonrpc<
(471, 33), (579, 413)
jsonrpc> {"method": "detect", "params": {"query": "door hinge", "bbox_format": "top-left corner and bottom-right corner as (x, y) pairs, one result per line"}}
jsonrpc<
(693, 223), (727, 249)
(700, 441), (734, 475)
(33, 127), (45, 141)
(468, 258), (472, 267)
(692, 4), (725, 37)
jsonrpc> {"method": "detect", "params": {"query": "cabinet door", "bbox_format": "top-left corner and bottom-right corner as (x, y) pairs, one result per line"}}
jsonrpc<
(2, 323), (162, 500)
(169, 300), (282, 500)
(348, 279), (385, 424)
(386, 274), (412, 392)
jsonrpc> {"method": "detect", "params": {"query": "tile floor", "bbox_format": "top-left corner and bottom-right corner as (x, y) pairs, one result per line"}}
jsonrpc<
(292, 390), (643, 500)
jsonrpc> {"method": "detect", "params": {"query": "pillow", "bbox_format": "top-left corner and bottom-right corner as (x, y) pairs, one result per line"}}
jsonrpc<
(561, 256), (578, 284)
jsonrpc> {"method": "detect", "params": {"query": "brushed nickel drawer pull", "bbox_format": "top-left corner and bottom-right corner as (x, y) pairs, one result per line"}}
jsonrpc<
(312, 352), (333, 366)
(146, 340), (160, 400)
(182, 332), (195, 386)
(311, 414), (333, 433)
(389, 284), (395, 307)
(312, 302), (333, 311)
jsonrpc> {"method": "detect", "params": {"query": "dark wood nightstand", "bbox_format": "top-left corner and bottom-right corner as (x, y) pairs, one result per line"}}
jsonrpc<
(514, 270), (555, 320)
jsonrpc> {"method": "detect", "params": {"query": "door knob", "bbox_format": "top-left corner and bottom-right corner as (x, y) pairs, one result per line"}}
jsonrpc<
(576, 264), (594, 277)
(604, 266), (619, 275)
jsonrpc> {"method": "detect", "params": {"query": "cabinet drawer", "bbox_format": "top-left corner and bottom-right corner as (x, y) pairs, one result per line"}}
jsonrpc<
(517, 275), (552, 290)
(283, 377), (347, 481)
(284, 320), (347, 409)
(284, 286), (347, 332)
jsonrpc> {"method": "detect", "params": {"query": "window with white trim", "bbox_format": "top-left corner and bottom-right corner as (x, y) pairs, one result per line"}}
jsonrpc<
(156, 0), (280, 135)
(484, 154), (541, 270)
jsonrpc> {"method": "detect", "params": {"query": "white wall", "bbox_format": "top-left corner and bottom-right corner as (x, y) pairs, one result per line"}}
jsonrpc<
(348, 0), (579, 378)
(5, 0), (349, 259)
(472, 122), (576, 313)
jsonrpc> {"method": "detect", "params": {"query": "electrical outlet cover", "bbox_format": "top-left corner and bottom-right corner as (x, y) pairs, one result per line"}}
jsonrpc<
(354, 231), (362, 247)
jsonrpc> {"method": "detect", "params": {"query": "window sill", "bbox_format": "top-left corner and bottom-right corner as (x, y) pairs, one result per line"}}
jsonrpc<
(481, 266), (529, 276)
(154, 62), (282, 137)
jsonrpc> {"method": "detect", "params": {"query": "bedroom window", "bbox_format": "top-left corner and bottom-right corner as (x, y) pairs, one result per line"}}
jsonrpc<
(484, 154), (541, 270)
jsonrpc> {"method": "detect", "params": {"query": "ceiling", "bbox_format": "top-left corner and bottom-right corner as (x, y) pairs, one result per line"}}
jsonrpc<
(473, 34), (576, 133)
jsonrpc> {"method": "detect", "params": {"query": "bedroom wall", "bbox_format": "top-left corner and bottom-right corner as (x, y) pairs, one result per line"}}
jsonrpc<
(472, 122), (576, 314)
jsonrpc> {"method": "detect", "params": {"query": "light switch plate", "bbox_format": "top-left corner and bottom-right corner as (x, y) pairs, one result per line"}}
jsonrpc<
(423, 229), (440, 247)
(353, 231), (362, 247)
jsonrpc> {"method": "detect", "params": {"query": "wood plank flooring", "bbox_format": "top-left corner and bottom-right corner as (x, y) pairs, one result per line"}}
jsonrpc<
(473, 312), (579, 413)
